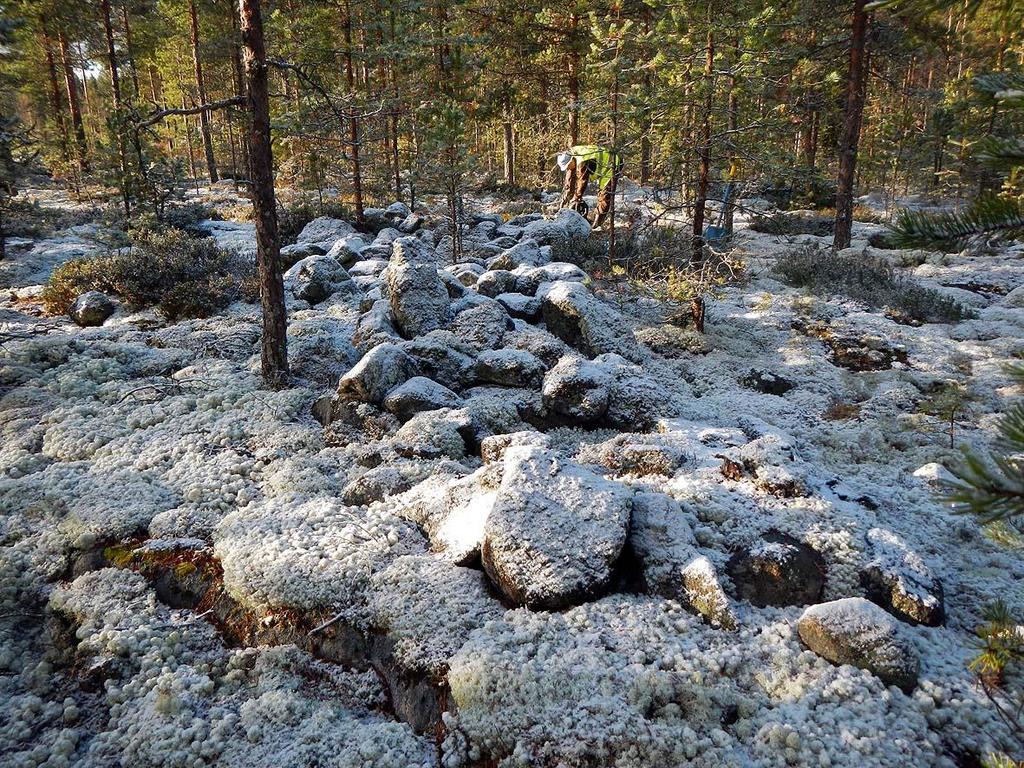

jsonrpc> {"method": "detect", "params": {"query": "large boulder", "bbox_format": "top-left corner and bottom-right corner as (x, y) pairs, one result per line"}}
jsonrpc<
(798, 598), (920, 692)
(337, 343), (416, 403)
(540, 280), (624, 358)
(476, 270), (519, 298)
(481, 446), (633, 609)
(286, 254), (353, 305)
(279, 241), (326, 268)
(488, 239), (546, 271)
(860, 527), (944, 627)
(383, 376), (463, 422)
(401, 336), (476, 392)
(448, 300), (511, 351)
(325, 234), (368, 267)
(554, 208), (592, 242)
(69, 291), (116, 327)
(726, 531), (825, 607)
(474, 349), (546, 388)
(393, 408), (472, 460)
(387, 261), (451, 338)
(541, 355), (612, 422)
(352, 300), (402, 354)
(296, 216), (356, 246)
(521, 218), (570, 248)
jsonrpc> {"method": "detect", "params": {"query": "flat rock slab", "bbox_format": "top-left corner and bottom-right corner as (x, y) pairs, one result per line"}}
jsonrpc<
(481, 446), (632, 610)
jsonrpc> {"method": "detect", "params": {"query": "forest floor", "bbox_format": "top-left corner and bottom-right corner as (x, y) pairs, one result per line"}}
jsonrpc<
(1, 181), (1023, 767)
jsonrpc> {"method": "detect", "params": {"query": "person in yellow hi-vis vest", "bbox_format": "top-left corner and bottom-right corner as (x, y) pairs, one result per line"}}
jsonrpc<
(556, 145), (623, 228)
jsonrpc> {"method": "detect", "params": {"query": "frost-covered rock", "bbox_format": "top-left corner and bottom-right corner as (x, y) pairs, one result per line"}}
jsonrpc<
(393, 407), (472, 459)
(474, 348), (547, 388)
(369, 555), (504, 678)
(400, 336), (475, 392)
(296, 216), (355, 246)
(554, 207), (592, 241)
(325, 233), (368, 267)
(581, 434), (687, 476)
(337, 342), (416, 403)
(476, 269), (519, 297)
(798, 597), (920, 692)
(341, 463), (430, 506)
(682, 556), (738, 630)
(398, 212), (424, 234)
(480, 430), (551, 464)
(286, 254), (353, 305)
(521, 218), (571, 248)
(541, 280), (627, 358)
(541, 355), (611, 421)
(69, 291), (116, 326)
(726, 531), (825, 607)
(488, 239), (546, 271)
(481, 446), (633, 609)
(279, 241), (326, 267)
(387, 259), (451, 338)
(628, 492), (697, 594)
(860, 527), (945, 626)
(352, 299), (402, 354)
(382, 376), (463, 421)
(448, 299), (511, 351)
(496, 291), (541, 321)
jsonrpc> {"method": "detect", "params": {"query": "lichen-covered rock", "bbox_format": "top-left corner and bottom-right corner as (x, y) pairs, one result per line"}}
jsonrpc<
(599, 354), (666, 431)
(69, 291), (116, 326)
(481, 446), (633, 609)
(521, 218), (570, 248)
(369, 555), (504, 678)
(341, 463), (426, 506)
(286, 254), (353, 305)
(474, 348), (547, 388)
(280, 241), (326, 267)
(387, 260), (451, 339)
(352, 299), (402, 354)
(860, 527), (945, 626)
(337, 343), (416, 403)
(798, 597), (920, 692)
(726, 531), (825, 607)
(476, 269), (519, 298)
(448, 299), (511, 351)
(582, 434), (687, 476)
(480, 430), (551, 464)
(682, 556), (738, 630)
(400, 335), (476, 392)
(540, 280), (626, 358)
(296, 216), (355, 246)
(541, 355), (611, 421)
(739, 368), (796, 396)
(382, 376), (463, 421)
(392, 407), (472, 459)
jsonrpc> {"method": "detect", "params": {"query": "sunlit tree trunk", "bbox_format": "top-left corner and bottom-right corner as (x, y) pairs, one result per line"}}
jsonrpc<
(57, 29), (88, 173)
(343, 0), (364, 220)
(239, 0), (288, 386)
(189, 0), (219, 183)
(833, 0), (869, 250)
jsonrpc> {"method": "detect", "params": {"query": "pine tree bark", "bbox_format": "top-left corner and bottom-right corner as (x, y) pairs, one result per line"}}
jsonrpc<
(343, 0), (364, 220)
(833, 0), (870, 250)
(239, 0), (288, 386)
(691, 27), (714, 254)
(502, 108), (515, 187)
(120, 2), (141, 98)
(40, 21), (71, 163)
(57, 29), (89, 173)
(189, 0), (219, 183)
(228, 3), (250, 180)
(101, 0), (131, 216)
(567, 12), (580, 146)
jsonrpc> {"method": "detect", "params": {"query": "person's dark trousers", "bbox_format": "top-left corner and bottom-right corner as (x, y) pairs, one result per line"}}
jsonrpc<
(559, 159), (594, 210)
(592, 157), (623, 228)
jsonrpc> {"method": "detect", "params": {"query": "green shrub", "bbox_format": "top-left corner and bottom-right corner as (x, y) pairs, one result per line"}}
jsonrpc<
(750, 211), (834, 236)
(161, 202), (218, 233)
(773, 243), (974, 323)
(43, 226), (255, 320)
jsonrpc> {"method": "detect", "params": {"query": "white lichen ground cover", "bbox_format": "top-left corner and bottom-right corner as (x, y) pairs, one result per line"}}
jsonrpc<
(1, 186), (1023, 767)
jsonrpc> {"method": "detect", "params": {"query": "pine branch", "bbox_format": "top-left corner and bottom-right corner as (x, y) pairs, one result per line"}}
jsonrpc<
(135, 97), (246, 129)
(889, 196), (1024, 249)
(977, 136), (1024, 172)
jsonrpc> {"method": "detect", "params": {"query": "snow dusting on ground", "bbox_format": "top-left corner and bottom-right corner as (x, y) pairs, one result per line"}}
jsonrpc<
(2, 185), (1023, 767)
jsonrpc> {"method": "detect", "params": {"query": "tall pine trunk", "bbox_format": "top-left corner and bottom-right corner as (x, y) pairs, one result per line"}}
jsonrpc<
(833, 0), (869, 250)
(40, 21), (71, 165)
(344, 0), (364, 220)
(57, 29), (89, 173)
(189, 0), (219, 183)
(101, 0), (130, 216)
(239, 0), (288, 386)
(567, 12), (580, 146)
(691, 27), (714, 254)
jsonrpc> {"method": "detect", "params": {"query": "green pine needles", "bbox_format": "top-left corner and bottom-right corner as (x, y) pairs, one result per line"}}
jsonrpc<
(890, 195), (1024, 250)
(944, 365), (1024, 524)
